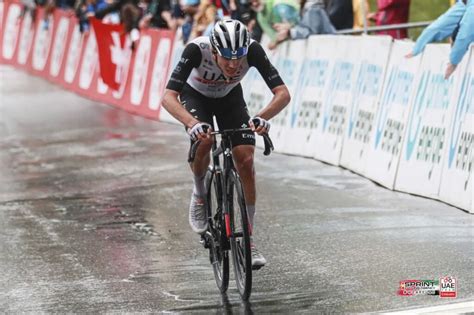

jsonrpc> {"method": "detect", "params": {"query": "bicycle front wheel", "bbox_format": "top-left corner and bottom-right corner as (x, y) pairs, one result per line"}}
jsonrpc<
(206, 169), (229, 293)
(227, 170), (252, 300)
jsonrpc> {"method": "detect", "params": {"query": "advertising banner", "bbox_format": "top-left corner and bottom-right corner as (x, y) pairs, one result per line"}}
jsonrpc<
(438, 47), (473, 212)
(1, 1), (22, 63)
(365, 41), (422, 189)
(270, 39), (306, 149)
(47, 10), (73, 83)
(339, 36), (392, 175)
(279, 35), (337, 157)
(119, 29), (174, 120)
(16, 6), (35, 68)
(155, 33), (182, 124)
(395, 44), (464, 199)
(312, 36), (361, 165)
(61, 23), (85, 90)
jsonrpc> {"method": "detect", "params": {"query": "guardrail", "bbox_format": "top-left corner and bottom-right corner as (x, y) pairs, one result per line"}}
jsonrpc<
(337, 21), (433, 35)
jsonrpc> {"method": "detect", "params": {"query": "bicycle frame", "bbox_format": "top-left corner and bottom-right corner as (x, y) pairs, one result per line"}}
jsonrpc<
(209, 132), (235, 240)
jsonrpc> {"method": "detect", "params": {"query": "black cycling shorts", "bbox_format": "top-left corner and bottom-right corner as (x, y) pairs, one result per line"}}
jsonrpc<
(180, 83), (256, 148)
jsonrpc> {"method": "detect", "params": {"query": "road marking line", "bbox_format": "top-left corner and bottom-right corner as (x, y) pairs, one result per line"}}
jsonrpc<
(383, 301), (474, 314)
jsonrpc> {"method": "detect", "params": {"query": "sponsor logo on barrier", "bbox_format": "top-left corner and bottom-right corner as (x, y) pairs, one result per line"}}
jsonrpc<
(130, 35), (151, 105)
(405, 71), (452, 160)
(291, 59), (328, 128)
(17, 13), (34, 65)
(448, 72), (473, 168)
(375, 67), (413, 149)
(2, 4), (22, 59)
(50, 17), (70, 77)
(323, 61), (353, 132)
(64, 25), (83, 83)
(348, 62), (382, 138)
(149, 38), (171, 110)
(79, 30), (98, 90)
(32, 16), (54, 71)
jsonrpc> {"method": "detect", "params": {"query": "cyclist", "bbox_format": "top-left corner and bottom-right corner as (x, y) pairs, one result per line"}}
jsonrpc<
(162, 18), (291, 268)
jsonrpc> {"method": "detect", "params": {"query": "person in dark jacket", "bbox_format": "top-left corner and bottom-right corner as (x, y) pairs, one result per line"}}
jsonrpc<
(326, 0), (353, 30)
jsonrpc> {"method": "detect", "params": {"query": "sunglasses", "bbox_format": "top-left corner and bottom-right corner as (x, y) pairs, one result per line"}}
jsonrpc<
(217, 46), (248, 60)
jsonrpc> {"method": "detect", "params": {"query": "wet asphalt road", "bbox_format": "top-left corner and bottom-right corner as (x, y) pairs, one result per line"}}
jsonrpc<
(0, 65), (473, 314)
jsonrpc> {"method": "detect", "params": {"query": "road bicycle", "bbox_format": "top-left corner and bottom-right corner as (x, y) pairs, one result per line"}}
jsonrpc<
(188, 120), (273, 300)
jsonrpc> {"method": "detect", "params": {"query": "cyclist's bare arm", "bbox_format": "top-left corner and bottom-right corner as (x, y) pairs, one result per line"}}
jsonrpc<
(247, 42), (291, 134)
(162, 89), (200, 129)
(255, 84), (291, 120)
(162, 43), (204, 132)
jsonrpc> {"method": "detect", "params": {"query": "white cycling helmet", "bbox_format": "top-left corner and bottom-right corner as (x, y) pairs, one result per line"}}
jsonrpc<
(210, 19), (250, 60)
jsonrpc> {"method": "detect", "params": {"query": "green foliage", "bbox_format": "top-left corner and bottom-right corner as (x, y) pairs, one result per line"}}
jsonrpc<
(366, 0), (451, 39)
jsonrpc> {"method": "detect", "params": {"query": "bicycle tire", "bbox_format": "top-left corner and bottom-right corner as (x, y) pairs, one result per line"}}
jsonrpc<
(205, 170), (229, 293)
(227, 170), (252, 300)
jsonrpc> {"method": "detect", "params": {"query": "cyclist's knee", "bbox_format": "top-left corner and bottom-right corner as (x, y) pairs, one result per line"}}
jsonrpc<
(194, 138), (213, 156)
(234, 154), (254, 173)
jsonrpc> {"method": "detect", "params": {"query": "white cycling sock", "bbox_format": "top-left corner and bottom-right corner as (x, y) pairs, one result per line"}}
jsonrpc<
(193, 174), (206, 197)
(247, 204), (255, 229)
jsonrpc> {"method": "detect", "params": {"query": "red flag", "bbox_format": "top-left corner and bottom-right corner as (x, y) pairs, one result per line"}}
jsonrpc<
(90, 17), (129, 90)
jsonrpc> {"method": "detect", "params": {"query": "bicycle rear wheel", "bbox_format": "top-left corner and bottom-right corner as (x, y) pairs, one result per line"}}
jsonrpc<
(205, 170), (229, 293)
(227, 170), (252, 300)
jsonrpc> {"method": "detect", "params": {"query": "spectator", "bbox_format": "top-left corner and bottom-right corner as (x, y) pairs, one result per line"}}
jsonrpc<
(95, 0), (142, 32)
(139, 0), (177, 30)
(75, 0), (108, 33)
(270, 0), (335, 49)
(180, 0), (201, 43)
(251, 0), (300, 48)
(406, 0), (467, 58)
(19, 0), (37, 24)
(189, 0), (217, 39)
(326, 0), (353, 30)
(446, 0), (473, 78)
(231, 0), (262, 41)
(42, 0), (76, 29)
(352, 0), (369, 29)
(368, 0), (410, 39)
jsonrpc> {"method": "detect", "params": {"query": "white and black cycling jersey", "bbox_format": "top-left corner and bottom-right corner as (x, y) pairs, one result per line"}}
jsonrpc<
(166, 36), (284, 98)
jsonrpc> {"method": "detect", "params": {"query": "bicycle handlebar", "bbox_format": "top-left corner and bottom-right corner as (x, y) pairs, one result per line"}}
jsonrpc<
(187, 127), (274, 163)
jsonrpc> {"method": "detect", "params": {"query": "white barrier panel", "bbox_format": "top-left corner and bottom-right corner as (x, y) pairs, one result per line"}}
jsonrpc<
(157, 36), (183, 124)
(148, 35), (172, 112)
(270, 40), (306, 149)
(2, 3), (21, 60)
(130, 35), (152, 106)
(17, 12), (34, 65)
(395, 44), (463, 199)
(78, 29), (98, 90)
(49, 15), (71, 77)
(439, 47), (473, 212)
(278, 35), (336, 156)
(339, 36), (392, 174)
(312, 36), (361, 165)
(64, 25), (83, 84)
(365, 41), (422, 189)
(32, 15), (54, 71)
